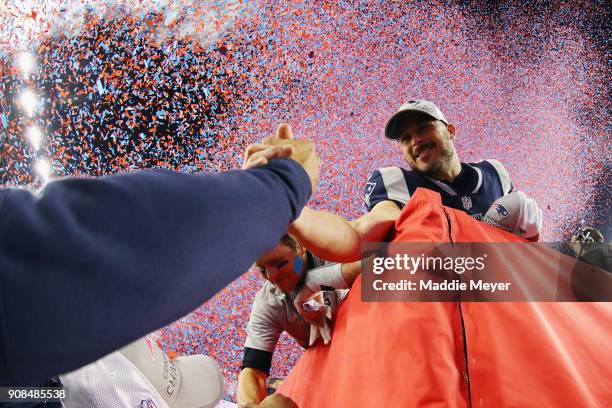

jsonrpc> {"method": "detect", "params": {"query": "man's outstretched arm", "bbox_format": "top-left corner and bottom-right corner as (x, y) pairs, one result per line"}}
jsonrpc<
(0, 155), (314, 385)
(245, 123), (400, 263)
(289, 200), (401, 263)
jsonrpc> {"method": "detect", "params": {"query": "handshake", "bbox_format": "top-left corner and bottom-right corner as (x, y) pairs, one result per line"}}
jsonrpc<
(242, 123), (320, 194)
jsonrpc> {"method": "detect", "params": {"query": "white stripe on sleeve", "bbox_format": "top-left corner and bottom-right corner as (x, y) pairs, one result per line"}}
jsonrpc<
(379, 166), (411, 205)
(486, 159), (512, 195)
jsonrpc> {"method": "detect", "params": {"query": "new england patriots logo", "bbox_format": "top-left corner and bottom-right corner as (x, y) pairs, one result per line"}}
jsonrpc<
(364, 182), (377, 207)
(461, 196), (473, 210)
(490, 203), (510, 220)
(139, 398), (158, 408)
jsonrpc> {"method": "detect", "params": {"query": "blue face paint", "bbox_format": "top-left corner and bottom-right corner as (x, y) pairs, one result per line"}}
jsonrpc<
(293, 256), (304, 276)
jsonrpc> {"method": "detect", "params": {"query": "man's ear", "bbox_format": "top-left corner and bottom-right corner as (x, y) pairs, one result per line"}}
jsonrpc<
(296, 244), (306, 257)
(446, 123), (456, 140)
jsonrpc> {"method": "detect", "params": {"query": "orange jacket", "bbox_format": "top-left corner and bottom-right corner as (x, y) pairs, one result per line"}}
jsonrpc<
(279, 188), (611, 407)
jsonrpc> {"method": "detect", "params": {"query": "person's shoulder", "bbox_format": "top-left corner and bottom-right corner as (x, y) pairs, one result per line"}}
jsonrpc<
(364, 166), (416, 211)
(472, 159), (512, 194)
(252, 281), (288, 311)
(472, 159), (509, 173)
(470, 159), (506, 171)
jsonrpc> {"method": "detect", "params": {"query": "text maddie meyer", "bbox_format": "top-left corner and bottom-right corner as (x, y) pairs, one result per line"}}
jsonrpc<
(372, 279), (512, 292)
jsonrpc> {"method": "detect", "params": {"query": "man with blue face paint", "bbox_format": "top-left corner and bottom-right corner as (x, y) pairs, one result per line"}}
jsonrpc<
(237, 234), (348, 406)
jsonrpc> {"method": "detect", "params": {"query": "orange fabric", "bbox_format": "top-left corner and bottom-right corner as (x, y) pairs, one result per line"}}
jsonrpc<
(278, 188), (612, 407)
(449, 203), (612, 407)
(277, 286), (469, 407)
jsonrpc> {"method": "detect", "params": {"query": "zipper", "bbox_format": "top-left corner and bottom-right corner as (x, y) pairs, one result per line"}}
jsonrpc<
(443, 207), (453, 244)
(442, 207), (472, 407)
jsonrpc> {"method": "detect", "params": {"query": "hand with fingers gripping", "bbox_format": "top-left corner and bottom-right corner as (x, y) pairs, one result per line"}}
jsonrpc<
(242, 124), (320, 194)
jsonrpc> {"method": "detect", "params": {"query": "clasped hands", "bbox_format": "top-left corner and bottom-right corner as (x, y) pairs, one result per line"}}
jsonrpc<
(242, 124), (326, 325)
(242, 123), (320, 195)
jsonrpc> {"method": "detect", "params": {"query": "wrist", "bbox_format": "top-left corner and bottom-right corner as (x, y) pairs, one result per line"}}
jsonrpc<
(306, 263), (348, 291)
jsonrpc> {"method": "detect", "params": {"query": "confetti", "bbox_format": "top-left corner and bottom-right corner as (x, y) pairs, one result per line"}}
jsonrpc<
(1, 0), (609, 402)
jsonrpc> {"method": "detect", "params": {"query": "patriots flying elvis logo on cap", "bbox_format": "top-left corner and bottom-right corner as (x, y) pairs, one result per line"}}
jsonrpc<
(384, 100), (448, 140)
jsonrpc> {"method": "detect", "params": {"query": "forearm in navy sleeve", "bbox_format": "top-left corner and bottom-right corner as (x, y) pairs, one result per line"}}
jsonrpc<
(0, 158), (310, 385)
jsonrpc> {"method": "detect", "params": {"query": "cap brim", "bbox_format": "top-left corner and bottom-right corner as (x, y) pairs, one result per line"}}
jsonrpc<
(171, 354), (225, 408)
(384, 109), (442, 140)
(119, 338), (225, 408)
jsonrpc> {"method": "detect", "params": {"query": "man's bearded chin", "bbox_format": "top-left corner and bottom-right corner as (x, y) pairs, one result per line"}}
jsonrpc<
(415, 145), (455, 180)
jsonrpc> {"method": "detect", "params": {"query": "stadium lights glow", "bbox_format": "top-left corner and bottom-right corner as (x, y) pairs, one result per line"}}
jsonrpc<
(16, 52), (36, 76)
(19, 90), (38, 117)
(25, 126), (42, 151)
(34, 159), (51, 182)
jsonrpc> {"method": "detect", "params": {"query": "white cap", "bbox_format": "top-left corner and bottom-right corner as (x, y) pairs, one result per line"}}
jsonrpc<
(384, 100), (448, 139)
(60, 337), (225, 408)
